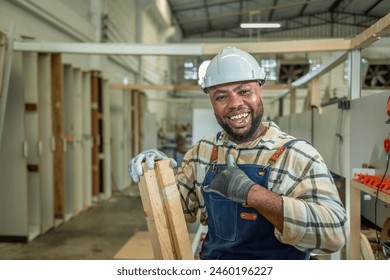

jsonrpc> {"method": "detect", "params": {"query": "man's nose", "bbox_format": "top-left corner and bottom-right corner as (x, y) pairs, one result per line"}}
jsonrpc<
(227, 93), (245, 108)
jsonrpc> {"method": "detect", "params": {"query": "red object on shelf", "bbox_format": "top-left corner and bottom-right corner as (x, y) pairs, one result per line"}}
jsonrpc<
(384, 138), (390, 153)
(353, 173), (390, 193)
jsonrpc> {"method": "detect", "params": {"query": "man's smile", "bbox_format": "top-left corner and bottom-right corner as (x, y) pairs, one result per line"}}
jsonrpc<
(229, 113), (249, 120)
(226, 112), (251, 128)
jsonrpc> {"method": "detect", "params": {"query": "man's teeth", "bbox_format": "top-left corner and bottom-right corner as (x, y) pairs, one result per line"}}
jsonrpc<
(230, 113), (248, 120)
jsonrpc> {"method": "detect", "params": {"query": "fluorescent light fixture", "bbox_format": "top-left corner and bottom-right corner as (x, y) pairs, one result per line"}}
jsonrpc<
(240, 23), (281, 29)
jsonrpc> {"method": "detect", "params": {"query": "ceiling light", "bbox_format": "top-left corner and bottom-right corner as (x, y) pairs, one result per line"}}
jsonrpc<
(240, 23), (281, 29)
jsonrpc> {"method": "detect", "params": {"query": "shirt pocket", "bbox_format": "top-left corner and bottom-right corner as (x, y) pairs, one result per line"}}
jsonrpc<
(209, 196), (238, 241)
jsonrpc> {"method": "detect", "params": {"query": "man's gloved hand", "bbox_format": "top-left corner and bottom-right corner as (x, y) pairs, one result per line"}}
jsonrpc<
(128, 149), (177, 183)
(204, 155), (256, 204)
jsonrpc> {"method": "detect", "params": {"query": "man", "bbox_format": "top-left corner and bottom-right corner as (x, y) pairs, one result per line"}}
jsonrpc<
(129, 47), (347, 260)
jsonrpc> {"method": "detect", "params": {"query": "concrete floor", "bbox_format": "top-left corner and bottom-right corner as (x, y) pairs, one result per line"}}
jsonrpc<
(0, 187), (147, 260)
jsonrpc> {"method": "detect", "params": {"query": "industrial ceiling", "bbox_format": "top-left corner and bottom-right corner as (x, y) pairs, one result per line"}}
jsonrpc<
(167, 0), (390, 40)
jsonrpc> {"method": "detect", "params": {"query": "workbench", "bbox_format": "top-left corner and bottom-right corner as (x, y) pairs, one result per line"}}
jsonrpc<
(349, 180), (390, 259)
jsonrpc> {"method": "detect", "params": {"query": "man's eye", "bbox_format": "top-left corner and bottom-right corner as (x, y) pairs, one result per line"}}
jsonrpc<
(240, 90), (250, 95)
(216, 96), (226, 101)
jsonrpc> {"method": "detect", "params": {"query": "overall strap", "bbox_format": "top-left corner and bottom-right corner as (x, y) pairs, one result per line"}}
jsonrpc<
(211, 131), (222, 162)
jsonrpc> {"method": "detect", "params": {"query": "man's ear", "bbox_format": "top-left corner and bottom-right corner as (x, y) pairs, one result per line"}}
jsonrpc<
(257, 84), (264, 101)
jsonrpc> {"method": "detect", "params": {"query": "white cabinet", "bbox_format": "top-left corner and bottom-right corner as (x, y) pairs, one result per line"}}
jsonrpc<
(0, 53), (99, 242)
(0, 52), (46, 242)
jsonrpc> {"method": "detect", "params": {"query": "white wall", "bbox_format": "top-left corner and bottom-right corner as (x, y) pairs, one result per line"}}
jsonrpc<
(278, 91), (390, 228)
(349, 91), (390, 227)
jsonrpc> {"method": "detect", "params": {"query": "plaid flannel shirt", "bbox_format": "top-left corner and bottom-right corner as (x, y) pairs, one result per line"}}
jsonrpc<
(177, 121), (347, 254)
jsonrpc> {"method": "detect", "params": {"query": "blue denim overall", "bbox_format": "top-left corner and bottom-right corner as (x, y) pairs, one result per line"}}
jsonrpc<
(200, 139), (310, 260)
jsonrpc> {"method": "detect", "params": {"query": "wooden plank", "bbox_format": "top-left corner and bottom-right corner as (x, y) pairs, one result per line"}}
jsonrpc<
(13, 38), (349, 56)
(155, 160), (194, 260)
(351, 13), (390, 49)
(310, 77), (320, 108)
(352, 180), (390, 204)
(203, 39), (351, 55)
(138, 161), (176, 260)
(51, 53), (65, 218)
(349, 180), (363, 260)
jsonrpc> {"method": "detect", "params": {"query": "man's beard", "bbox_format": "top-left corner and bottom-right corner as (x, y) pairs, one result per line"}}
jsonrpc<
(216, 106), (264, 143)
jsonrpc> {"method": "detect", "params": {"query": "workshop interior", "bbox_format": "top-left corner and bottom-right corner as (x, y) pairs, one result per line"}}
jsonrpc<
(0, 0), (389, 260)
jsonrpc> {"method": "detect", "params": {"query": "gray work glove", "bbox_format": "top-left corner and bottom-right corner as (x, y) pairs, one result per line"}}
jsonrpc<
(203, 155), (256, 204)
(128, 149), (177, 183)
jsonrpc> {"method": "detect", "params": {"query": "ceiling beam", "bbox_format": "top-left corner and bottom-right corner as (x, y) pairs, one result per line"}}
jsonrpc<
(351, 12), (390, 49)
(14, 38), (351, 55)
(299, 1), (309, 17)
(204, 0), (212, 32)
(202, 38), (351, 55)
(363, 0), (383, 14)
(13, 14), (389, 56)
(328, 0), (344, 12)
(268, 0), (279, 21)
(238, 0), (244, 27)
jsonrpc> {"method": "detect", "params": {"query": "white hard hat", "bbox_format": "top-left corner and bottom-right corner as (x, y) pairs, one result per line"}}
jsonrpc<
(201, 46), (266, 93)
(198, 60), (210, 86)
